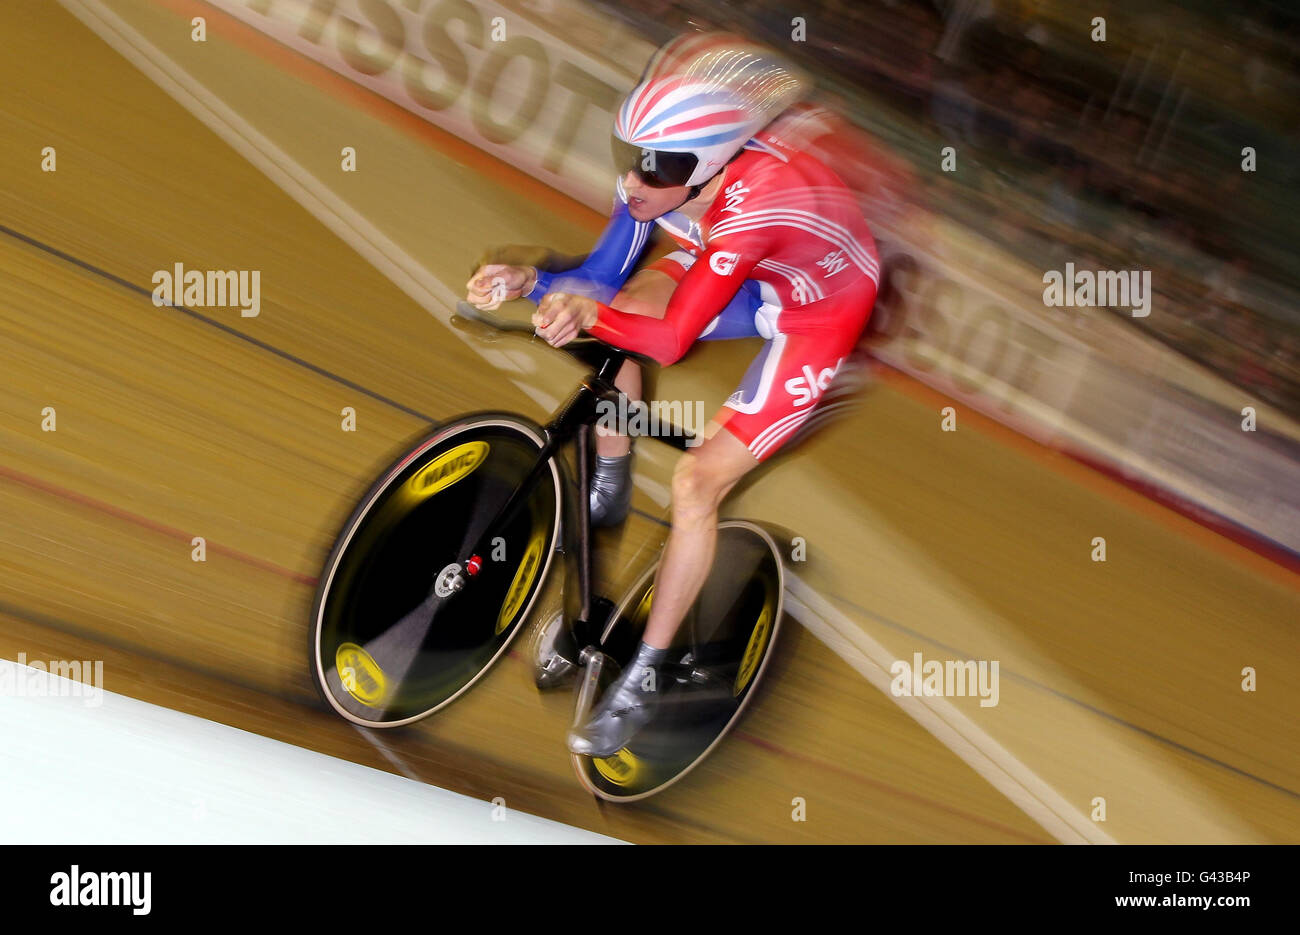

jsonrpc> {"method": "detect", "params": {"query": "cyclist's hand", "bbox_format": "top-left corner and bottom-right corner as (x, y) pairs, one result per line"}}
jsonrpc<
(465, 264), (533, 310)
(533, 293), (598, 347)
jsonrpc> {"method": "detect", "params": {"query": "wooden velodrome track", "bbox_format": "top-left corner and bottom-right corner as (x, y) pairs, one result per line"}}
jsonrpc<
(1, 0), (1296, 843)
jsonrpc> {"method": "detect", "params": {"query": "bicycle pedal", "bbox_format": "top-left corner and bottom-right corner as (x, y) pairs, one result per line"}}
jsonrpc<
(533, 609), (579, 690)
(535, 652), (578, 690)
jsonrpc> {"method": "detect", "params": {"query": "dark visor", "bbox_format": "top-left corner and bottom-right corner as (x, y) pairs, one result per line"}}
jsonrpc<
(610, 136), (698, 188)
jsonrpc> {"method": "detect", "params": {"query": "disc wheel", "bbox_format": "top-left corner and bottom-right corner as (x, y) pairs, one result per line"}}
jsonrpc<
(310, 413), (561, 727)
(573, 520), (784, 801)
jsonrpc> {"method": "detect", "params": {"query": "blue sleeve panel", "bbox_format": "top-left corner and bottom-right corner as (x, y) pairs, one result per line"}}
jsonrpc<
(525, 184), (764, 341)
(525, 194), (651, 305)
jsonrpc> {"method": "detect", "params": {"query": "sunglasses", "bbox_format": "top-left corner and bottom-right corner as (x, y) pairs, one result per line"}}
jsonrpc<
(610, 136), (698, 188)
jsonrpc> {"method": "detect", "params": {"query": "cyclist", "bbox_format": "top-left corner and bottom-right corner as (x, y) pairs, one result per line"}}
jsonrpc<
(466, 33), (879, 757)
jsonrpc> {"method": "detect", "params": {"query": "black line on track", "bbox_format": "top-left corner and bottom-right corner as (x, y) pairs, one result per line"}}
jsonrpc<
(828, 590), (1300, 802)
(0, 222), (440, 424)
(0, 224), (677, 530)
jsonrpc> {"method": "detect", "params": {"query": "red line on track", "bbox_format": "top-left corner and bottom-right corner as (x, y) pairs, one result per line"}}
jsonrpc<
(159, 0), (606, 235)
(0, 463), (318, 586)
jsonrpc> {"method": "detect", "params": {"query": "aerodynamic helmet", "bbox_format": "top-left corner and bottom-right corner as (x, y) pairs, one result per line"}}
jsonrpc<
(611, 32), (808, 189)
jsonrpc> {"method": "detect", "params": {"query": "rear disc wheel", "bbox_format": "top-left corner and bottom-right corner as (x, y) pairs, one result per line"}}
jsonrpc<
(573, 519), (784, 801)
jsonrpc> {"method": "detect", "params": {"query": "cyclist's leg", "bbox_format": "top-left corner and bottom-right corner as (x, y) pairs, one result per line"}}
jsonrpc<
(583, 255), (680, 525)
(566, 432), (754, 756)
(639, 426), (759, 649)
(569, 287), (872, 755)
(590, 253), (761, 526)
(640, 280), (877, 650)
(565, 372), (778, 755)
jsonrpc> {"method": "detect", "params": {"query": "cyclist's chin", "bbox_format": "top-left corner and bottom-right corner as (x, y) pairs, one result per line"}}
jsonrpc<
(626, 188), (689, 221)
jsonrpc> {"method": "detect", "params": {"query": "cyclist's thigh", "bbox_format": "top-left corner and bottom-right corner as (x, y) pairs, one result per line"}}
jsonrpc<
(713, 287), (873, 462)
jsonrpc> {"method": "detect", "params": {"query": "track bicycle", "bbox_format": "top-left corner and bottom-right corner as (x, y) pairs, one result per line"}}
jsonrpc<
(309, 302), (786, 800)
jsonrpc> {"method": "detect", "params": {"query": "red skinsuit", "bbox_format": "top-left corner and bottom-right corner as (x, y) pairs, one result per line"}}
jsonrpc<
(587, 131), (880, 460)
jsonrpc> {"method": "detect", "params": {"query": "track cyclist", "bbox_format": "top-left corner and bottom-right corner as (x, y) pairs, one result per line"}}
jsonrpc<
(466, 32), (880, 757)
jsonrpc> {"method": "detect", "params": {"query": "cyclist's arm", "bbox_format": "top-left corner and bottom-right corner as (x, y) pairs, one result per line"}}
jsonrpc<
(525, 193), (652, 304)
(587, 241), (764, 365)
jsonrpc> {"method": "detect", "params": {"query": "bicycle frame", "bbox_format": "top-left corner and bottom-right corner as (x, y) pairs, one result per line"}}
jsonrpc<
(451, 302), (693, 666)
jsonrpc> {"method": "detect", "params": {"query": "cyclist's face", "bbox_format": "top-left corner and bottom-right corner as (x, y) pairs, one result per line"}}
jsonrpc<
(621, 171), (691, 221)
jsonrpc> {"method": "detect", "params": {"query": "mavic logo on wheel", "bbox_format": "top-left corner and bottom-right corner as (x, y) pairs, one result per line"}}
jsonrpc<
(734, 603), (773, 696)
(784, 357), (845, 407)
(408, 442), (489, 498)
(593, 748), (642, 786)
(337, 643), (387, 707)
(496, 528), (546, 634)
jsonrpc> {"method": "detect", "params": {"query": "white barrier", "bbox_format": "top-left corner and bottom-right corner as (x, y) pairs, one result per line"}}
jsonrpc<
(204, 0), (651, 210)
(872, 214), (1300, 560)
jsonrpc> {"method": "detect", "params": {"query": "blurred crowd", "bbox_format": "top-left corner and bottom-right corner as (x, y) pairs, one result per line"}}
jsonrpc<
(585, 0), (1300, 413)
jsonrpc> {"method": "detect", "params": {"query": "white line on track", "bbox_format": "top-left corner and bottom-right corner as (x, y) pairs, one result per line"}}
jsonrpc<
(58, 0), (1111, 844)
(784, 576), (1114, 844)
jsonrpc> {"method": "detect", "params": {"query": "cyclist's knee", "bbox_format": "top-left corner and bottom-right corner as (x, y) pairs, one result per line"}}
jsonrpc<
(669, 454), (727, 525)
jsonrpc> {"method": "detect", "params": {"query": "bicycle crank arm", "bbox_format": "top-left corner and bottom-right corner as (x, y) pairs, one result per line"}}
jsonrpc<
(571, 649), (610, 729)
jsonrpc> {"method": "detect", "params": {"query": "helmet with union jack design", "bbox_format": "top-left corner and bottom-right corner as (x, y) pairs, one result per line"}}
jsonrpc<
(612, 32), (808, 190)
